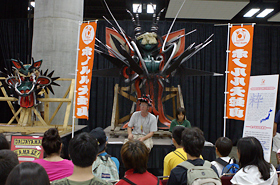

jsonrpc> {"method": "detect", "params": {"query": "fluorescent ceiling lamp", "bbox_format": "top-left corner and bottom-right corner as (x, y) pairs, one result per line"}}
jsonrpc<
(133, 4), (142, 13)
(243, 8), (260, 17)
(256, 9), (274, 18)
(147, 4), (156, 14)
(31, 1), (35, 7)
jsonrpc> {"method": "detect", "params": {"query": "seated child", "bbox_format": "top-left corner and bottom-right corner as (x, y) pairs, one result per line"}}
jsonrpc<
(169, 107), (191, 132)
(211, 137), (233, 176)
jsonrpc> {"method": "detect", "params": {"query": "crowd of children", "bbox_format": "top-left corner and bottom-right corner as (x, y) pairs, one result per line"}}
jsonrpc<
(0, 107), (280, 184)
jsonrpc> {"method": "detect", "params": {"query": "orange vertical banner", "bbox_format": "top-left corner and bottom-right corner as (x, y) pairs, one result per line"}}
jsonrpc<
(226, 25), (254, 120)
(75, 21), (97, 119)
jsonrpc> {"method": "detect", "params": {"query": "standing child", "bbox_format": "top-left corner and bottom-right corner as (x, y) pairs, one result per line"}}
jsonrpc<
(169, 107), (191, 132)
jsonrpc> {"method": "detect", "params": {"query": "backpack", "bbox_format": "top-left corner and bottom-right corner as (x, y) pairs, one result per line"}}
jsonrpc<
(215, 157), (239, 175)
(178, 160), (222, 185)
(92, 154), (119, 181)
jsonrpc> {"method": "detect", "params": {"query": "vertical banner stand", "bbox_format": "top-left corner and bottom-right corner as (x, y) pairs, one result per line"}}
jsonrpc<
(223, 23), (232, 137)
(72, 21), (82, 138)
(72, 20), (98, 138)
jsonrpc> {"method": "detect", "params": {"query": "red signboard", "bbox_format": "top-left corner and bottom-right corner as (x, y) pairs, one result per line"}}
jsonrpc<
(10, 135), (44, 163)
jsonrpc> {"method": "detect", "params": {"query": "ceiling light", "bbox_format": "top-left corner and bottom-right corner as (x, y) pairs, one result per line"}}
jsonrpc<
(147, 4), (156, 14)
(243, 8), (260, 17)
(31, 1), (35, 8)
(133, 4), (142, 13)
(256, 9), (274, 18)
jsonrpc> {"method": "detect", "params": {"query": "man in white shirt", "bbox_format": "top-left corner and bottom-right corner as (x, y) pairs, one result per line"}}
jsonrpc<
(127, 94), (157, 150)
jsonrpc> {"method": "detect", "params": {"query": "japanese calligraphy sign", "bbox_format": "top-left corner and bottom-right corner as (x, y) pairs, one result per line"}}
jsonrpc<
(226, 25), (254, 120)
(10, 135), (44, 163)
(243, 75), (279, 162)
(75, 22), (97, 119)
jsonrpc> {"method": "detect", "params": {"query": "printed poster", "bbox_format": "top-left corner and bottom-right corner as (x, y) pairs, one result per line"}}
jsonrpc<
(243, 75), (279, 162)
(10, 135), (44, 163)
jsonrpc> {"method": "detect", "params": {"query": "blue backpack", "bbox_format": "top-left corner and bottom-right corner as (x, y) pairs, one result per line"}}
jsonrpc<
(216, 158), (239, 175)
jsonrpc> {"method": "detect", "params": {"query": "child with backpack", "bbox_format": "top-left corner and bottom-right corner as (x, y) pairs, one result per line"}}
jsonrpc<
(90, 127), (119, 182)
(167, 127), (221, 185)
(211, 137), (239, 177)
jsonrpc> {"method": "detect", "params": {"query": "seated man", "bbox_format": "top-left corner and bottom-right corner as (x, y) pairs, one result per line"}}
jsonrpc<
(51, 132), (111, 185)
(127, 94), (157, 150)
(0, 149), (19, 185)
(211, 137), (233, 176)
(167, 127), (220, 185)
(163, 126), (202, 178)
(90, 127), (119, 181)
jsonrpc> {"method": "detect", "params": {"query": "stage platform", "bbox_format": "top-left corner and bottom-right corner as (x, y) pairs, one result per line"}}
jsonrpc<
(104, 127), (216, 178)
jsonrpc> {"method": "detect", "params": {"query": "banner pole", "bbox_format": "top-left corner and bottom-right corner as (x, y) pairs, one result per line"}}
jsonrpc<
(223, 23), (232, 137)
(72, 21), (82, 138)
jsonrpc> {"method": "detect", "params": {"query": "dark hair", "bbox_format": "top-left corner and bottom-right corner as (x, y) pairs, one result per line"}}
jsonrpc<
(0, 134), (10, 150)
(0, 150), (19, 185)
(69, 132), (98, 167)
(182, 127), (205, 157)
(176, 107), (186, 120)
(237, 137), (272, 181)
(215, 137), (233, 157)
(121, 140), (149, 174)
(172, 126), (186, 146)
(5, 162), (50, 185)
(42, 128), (61, 156)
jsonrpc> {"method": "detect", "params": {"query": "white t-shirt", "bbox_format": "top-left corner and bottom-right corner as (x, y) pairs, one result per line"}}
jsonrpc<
(231, 164), (278, 185)
(211, 156), (232, 177)
(128, 111), (157, 135)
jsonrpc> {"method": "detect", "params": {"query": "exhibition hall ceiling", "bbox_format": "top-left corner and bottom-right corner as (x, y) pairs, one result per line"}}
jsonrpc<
(84, 0), (280, 24)
(0, 0), (280, 24)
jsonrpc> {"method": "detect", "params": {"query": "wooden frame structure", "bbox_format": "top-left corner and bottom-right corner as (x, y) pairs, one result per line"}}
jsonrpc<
(110, 84), (184, 137)
(0, 78), (75, 134)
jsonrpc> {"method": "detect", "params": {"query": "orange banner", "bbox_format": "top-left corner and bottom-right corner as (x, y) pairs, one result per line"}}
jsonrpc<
(75, 22), (97, 119)
(226, 25), (254, 120)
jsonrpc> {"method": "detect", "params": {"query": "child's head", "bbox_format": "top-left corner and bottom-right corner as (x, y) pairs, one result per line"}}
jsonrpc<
(182, 127), (205, 157)
(215, 137), (233, 157)
(237, 137), (272, 181)
(176, 107), (186, 121)
(172, 126), (186, 146)
(237, 137), (264, 167)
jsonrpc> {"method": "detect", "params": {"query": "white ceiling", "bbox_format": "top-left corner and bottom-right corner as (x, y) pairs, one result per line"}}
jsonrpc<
(165, 0), (249, 20)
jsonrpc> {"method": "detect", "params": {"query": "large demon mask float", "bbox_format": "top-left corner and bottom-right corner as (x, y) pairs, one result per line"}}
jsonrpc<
(93, 0), (219, 128)
(4, 59), (59, 108)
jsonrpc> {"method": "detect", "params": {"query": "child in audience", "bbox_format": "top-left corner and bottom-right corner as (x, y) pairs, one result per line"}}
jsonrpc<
(51, 132), (111, 185)
(116, 140), (162, 185)
(90, 127), (119, 181)
(167, 127), (219, 184)
(164, 126), (202, 178)
(5, 162), (50, 185)
(0, 150), (19, 185)
(0, 133), (10, 150)
(211, 137), (233, 176)
(33, 128), (74, 181)
(169, 107), (191, 132)
(231, 137), (278, 185)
